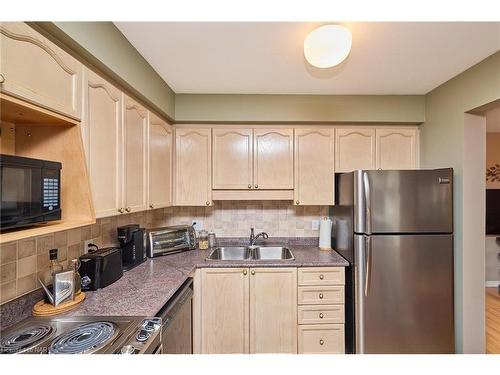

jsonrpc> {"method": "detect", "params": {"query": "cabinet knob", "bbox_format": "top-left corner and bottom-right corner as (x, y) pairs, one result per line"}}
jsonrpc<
(248, 184), (252, 189)
(243, 270), (247, 275)
(296, 200), (300, 205)
(319, 274), (324, 280)
(251, 270), (255, 275)
(0, 74), (4, 83)
(319, 313), (324, 319)
(149, 204), (154, 209)
(118, 208), (125, 213)
(319, 339), (324, 346)
(254, 184), (258, 189)
(319, 293), (324, 299)
(125, 207), (131, 212)
(206, 201), (210, 206)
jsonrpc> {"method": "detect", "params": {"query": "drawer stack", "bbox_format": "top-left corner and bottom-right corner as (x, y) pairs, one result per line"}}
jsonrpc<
(297, 267), (345, 354)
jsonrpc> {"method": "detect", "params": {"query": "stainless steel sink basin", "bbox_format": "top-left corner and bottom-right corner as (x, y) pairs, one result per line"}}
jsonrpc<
(206, 247), (252, 260)
(253, 246), (295, 260)
(206, 246), (294, 261)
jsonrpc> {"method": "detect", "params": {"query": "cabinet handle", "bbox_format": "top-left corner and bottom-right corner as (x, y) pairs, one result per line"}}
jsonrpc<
(319, 293), (324, 299)
(254, 184), (258, 189)
(149, 204), (154, 209)
(296, 200), (300, 205)
(243, 270), (247, 275)
(319, 274), (324, 280)
(248, 184), (252, 189)
(251, 270), (255, 275)
(125, 207), (131, 212)
(118, 208), (125, 213)
(0, 74), (4, 83)
(206, 201), (210, 206)
(319, 313), (324, 319)
(319, 339), (324, 346)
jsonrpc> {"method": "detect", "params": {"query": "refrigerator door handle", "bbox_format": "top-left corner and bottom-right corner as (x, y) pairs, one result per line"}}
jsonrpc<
(364, 236), (372, 297)
(363, 172), (372, 235)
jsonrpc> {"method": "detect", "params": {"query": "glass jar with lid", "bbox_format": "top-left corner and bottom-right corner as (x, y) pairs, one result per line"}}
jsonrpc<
(198, 230), (209, 250)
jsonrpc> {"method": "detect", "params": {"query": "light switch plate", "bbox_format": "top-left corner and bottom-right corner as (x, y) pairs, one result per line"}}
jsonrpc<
(311, 220), (320, 230)
(192, 220), (204, 231)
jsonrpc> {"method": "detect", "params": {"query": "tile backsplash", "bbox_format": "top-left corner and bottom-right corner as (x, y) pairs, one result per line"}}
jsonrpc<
(0, 201), (327, 304)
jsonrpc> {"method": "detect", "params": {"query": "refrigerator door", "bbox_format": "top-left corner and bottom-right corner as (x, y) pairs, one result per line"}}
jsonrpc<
(353, 169), (453, 234)
(354, 233), (454, 353)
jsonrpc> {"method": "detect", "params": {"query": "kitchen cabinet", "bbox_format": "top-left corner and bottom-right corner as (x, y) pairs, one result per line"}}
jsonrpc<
(294, 128), (335, 205)
(194, 267), (298, 354)
(212, 128), (253, 189)
(249, 268), (297, 353)
(253, 129), (294, 189)
(0, 22), (82, 119)
(148, 113), (173, 209)
(298, 324), (345, 354)
(123, 96), (148, 213)
(376, 128), (418, 170)
(82, 68), (122, 218)
(174, 128), (212, 206)
(195, 268), (250, 354)
(335, 128), (376, 172)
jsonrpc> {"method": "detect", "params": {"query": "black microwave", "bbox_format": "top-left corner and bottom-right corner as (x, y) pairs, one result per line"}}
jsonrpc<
(0, 154), (62, 231)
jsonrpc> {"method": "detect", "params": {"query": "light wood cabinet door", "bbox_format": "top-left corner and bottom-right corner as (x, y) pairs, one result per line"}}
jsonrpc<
(376, 128), (418, 170)
(198, 268), (250, 354)
(0, 22), (82, 119)
(249, 268), (297, 353)
(148, 113), (173, 209)
(174, 128), (212, 206)
(294, 128), (335, 205)
(253, 129), (294, 189)
(298, 324), (345, 354)
(82, 68), (122, 218)
(335, 128), (376, 172)
(212, 128), (253, 189)
(123, 96), (148, 213)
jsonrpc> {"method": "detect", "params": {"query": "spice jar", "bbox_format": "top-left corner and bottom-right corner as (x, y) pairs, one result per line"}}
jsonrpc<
(198, 230), (209, 250)
(208, 231), (217, 249)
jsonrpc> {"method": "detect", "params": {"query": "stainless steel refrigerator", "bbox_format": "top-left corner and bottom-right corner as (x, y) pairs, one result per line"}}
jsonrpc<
(330, 169), (454, 354)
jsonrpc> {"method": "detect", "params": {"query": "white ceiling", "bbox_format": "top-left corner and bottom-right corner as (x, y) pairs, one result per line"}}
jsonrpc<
(114, 22), (500, 95)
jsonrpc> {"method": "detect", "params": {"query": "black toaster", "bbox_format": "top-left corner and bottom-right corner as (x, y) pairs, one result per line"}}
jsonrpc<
(78, 247), (123, 291)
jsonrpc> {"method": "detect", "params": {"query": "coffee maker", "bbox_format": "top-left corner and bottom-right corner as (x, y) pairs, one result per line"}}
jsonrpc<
(117, 224), (147, 271)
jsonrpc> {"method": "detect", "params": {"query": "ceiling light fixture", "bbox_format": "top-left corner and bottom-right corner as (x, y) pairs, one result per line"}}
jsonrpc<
(303, 25), (352, 68)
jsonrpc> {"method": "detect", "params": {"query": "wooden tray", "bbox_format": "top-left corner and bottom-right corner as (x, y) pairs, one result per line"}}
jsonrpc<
(32, 292), (85, 316)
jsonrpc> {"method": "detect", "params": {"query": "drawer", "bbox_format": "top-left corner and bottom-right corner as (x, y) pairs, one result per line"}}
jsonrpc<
(298, 304), (345, 325)
(298, 324), (345, 354)
(298, 267), (345, 286)
(298, 286), (344, 305)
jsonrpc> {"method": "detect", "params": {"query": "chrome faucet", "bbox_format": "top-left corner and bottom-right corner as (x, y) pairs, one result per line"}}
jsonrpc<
(249, 227), (269, 246)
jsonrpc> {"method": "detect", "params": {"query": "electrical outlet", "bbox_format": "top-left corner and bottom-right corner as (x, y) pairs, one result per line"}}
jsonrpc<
(83, 239), (95, 254)
(311, 220), (320, 230)
(192, 220), (204, 231)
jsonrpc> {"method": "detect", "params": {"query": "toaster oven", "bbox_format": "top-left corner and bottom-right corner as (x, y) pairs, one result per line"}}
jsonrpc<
(146, 225), (197, 257)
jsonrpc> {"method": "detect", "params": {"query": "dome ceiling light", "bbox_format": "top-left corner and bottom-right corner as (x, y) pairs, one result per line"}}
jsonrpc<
(303, 25), (352, 68)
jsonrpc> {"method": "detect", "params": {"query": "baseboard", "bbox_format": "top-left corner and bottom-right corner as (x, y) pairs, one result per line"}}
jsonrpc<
(486, 281), (500, 288)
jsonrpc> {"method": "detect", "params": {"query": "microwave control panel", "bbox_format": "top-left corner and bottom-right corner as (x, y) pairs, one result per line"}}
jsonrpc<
(43, 177), (59, 210)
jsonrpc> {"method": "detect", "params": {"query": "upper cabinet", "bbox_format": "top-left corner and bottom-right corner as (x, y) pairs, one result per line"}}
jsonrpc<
(82, 68), (122, 218)
(294, 128), (335, 205)
(174, 128), (212, 206)
(212, 128), (253, 189)
(0, 22), (82, 119)
(253, 129), (294, 190)
(376, 128), (418, 170)
(148, 113), (173, 209)
(123, 96), (148, 213)
(335, 128), (376, 172)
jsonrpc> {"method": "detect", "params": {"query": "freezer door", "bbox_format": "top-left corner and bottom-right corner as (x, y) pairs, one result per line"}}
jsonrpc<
(353, 169), (453, 234)
(354, 234), (454, 353)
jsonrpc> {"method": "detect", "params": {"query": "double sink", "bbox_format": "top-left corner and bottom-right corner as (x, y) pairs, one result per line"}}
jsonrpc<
(206, 246), (295, 261)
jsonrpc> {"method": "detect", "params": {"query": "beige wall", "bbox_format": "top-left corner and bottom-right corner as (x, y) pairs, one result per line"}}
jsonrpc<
(420, 51), (500, 353)
(0, 201), (325, 305)
(175, 94), (425, 123)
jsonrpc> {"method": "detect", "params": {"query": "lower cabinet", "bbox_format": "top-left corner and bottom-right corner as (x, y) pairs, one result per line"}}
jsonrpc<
(298, 324), (345, 354)
(194, 267), (297, 354)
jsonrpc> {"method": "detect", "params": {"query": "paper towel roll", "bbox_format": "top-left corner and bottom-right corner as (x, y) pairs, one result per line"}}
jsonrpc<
(319, 217), (332, 250)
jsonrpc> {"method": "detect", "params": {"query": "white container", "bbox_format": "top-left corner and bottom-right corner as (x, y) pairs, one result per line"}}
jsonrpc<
(319, 217), (332, 250)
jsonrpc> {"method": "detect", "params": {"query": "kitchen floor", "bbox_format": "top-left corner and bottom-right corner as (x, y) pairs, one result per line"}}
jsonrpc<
(486, 287), (500, 353)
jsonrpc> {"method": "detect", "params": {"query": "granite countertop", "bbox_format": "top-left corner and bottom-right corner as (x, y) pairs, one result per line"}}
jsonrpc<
(68, 240), (348, 318)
